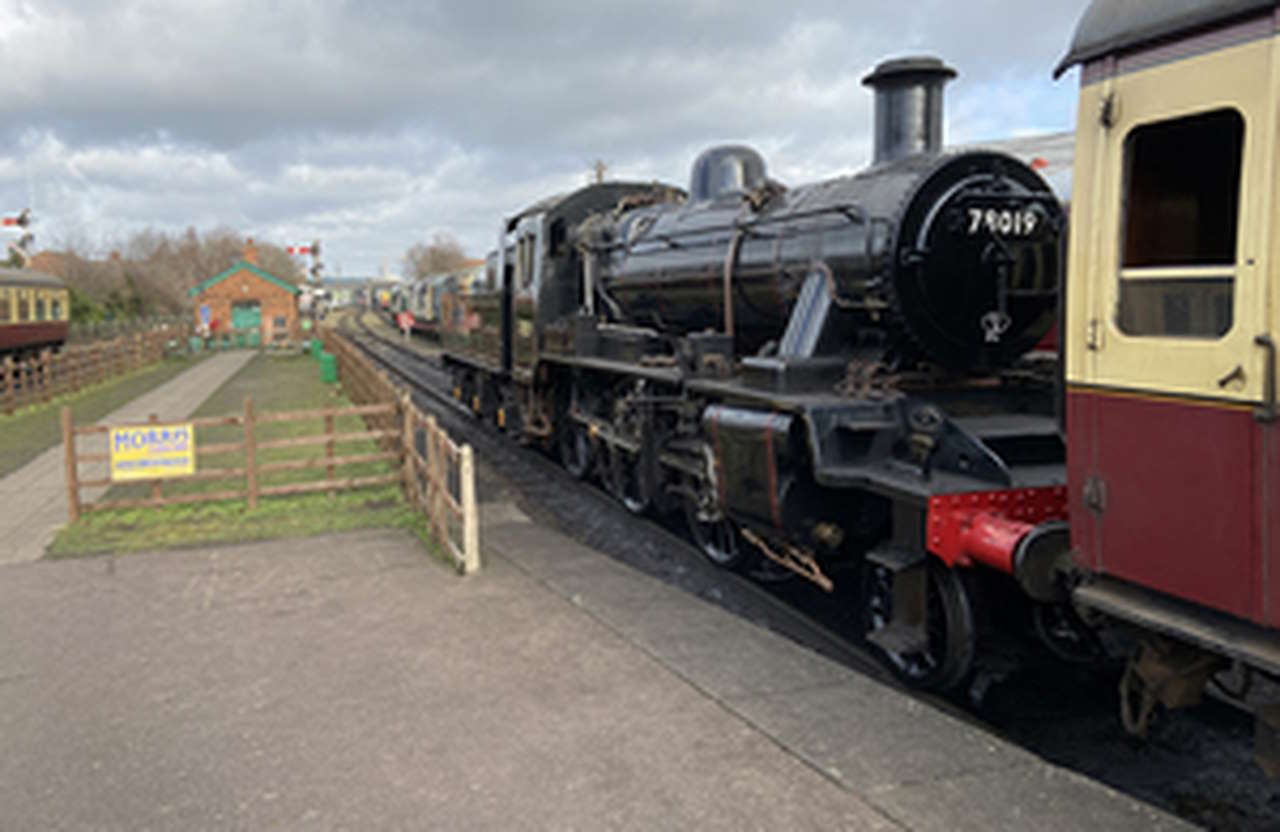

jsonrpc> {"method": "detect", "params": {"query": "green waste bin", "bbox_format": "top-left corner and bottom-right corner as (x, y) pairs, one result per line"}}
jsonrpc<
(319, 352), (338, 384)
(248, 331), (261, 349)
(311, 339), (323, 360)
(188, 336), (203, 353)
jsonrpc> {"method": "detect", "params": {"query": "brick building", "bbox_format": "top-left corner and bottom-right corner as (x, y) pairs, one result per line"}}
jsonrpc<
(189, 242), (301, 344)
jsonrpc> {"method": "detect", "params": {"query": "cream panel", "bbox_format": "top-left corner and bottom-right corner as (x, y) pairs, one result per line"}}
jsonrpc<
(1065, 79), (1111, 387)
(1069, 37), (1276, 402)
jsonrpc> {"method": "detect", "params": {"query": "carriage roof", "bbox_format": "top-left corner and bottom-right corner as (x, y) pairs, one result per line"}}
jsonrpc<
(1055, 0), (1277, 77)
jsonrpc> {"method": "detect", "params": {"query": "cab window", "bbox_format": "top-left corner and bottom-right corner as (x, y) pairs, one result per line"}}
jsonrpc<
(51, 293), (63, 321)
(1117, 108), (1243, 338)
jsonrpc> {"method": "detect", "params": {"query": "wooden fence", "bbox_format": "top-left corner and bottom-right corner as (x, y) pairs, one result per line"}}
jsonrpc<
(3, 327), (184, 415)
(319, 327), (480, 573)
(63, 400), (402, 516)
(61, 333), (481, 574)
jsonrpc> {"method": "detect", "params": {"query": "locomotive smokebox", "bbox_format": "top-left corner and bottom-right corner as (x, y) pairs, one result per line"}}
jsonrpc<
(862, 56), (957, 165)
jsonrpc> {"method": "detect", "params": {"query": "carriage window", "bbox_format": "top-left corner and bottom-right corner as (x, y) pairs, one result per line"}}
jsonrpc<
(0, 290), (9, 322)
(51, 296), (62, 321)
(17, 292), (29, 321)
(1117, 109), (1243, 338)
(35, 296), (45, 321)
(517, 236), (537, 291)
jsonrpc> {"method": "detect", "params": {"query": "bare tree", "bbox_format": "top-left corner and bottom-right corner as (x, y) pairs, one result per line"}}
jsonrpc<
(403, 232), (469, 279)
(33, 227), (305, 320)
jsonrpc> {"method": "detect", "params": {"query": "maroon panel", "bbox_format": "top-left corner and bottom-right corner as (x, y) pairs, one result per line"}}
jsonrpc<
(1069, 387), (1257, 623)
(0, 321), (67, 351)
(1066, 389), (1100, 572)
(1264, 421), (1280, 628)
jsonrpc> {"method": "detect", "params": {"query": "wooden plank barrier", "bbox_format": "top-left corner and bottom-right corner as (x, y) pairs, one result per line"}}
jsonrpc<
(318, 327), (480, 572)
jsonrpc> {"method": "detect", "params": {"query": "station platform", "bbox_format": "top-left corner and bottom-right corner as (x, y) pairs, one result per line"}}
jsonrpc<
(0, 506), (1191, 828)
(0, 351), (255, 565)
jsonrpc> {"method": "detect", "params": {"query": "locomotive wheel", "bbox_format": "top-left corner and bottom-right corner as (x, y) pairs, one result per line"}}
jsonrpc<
(685, 502), (745, 569)
(682, 444), (747, 569)
(605, 445), (650, 515)
(1032, 603), (1102, 665)
(557, 420), (593, 479)
(862, 560), (975, 691)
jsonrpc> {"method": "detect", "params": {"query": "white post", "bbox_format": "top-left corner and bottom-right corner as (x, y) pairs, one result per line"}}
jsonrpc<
(460, 444), (479, 574)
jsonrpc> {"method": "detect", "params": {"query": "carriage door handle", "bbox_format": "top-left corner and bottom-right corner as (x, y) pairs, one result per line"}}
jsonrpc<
(1256, 334), (1277, 423)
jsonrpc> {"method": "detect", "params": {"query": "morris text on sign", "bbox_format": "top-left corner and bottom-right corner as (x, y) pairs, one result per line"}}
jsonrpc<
(109, 423), (197, 482)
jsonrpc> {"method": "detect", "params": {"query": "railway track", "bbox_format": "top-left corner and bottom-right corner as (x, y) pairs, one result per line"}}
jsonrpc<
(338, 310), (1279, 831)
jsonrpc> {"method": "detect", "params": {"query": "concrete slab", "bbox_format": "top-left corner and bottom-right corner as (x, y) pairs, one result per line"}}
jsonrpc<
(867, 764), (1191, 832)
(493, 510), (1196, 831)
(0, 531), (896, 831)
(0, 351), (255, 565)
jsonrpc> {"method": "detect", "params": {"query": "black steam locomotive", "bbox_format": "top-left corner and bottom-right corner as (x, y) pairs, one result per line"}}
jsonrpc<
(442, 57), (1070, 689)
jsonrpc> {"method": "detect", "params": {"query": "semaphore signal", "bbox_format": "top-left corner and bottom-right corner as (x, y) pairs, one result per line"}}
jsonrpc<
(287, 239), (323, 283)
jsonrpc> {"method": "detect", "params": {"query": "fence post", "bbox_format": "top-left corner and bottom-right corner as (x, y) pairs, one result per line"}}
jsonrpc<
(40, 349), (51, 403)
(460, 445), (479, 574)
(324, 411), (335, 496)
(400, 393), (416, 507)
(3, 356), (14, 414)
(426, 414), (439, 539)
(244, 396), (258, 509)
(63, 407), (80, 523)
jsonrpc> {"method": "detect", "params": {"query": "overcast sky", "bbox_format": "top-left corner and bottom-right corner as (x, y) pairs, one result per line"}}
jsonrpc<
(0, 0), (1088, 276)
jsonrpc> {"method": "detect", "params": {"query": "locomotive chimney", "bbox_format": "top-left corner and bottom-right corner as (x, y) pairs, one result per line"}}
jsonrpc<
(862, 56), (957, 165)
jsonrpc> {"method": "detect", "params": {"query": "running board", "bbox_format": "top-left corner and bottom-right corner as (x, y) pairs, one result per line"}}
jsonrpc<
(1073, 577), (1280, 677)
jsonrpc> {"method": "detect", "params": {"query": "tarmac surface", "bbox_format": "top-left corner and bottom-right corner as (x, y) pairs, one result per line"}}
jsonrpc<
(0, 351), (255, 565)
(0, 501), (1193, 829)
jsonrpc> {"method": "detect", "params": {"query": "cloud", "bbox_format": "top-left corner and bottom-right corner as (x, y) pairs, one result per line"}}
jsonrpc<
(0, 0), (1089, 272)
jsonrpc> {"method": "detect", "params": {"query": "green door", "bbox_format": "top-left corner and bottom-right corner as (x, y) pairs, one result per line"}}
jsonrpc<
(231, 303), (261, 332)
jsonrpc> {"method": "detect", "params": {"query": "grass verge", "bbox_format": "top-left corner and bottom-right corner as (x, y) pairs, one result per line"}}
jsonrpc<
(49, 352), (442, 561)
(0, 353), (207, 478)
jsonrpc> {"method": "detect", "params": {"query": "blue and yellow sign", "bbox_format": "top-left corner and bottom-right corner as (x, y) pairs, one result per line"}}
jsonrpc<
(109, 422), (196, 482)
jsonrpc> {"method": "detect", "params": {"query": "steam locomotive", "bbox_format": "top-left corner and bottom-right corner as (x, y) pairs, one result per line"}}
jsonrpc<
(442, 57), (1071, 689)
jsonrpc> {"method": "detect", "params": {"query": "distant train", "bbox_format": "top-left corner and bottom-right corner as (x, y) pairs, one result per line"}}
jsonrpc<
(397, 262), (487, 338)
(0, 268), (69, 357)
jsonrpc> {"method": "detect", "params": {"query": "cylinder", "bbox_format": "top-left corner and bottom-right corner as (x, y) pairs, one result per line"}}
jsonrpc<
(862, 56), (957, 165)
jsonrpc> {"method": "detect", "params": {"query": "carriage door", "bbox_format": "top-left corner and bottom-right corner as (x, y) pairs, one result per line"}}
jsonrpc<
(1077, 46), (1271, 624)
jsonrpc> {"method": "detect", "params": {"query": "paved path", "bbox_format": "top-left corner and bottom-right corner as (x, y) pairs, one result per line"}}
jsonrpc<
(0, 519), (1191, 830)
(0, 351), (255, 565)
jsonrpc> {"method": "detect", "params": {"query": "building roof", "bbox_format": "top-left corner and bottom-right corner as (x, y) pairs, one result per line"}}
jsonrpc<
(1056, 0), (1277, 77)
(0, 267), (64, 289)
(188, 260), (300, 298)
